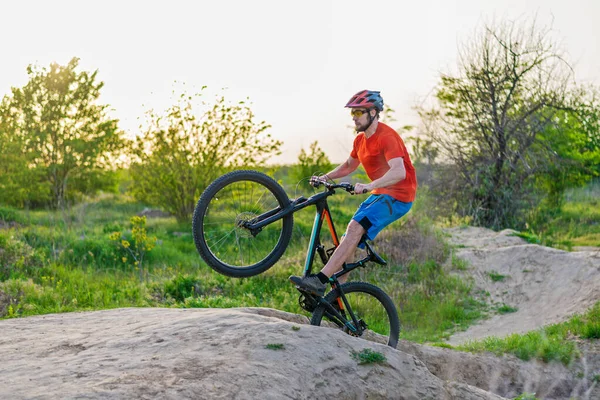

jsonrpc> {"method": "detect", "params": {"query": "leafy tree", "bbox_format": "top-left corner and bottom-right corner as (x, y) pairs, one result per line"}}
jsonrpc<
(0, 100), (48, 207)
(129, 90), (281, 222)
(291, 141), (333, 189)
(0, 58), (124, 208)
(417, 19), (600, 229)
(535, 104), (600, 210)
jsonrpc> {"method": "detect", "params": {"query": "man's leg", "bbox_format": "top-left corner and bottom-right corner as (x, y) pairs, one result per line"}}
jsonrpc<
(289, 220), (364, 295)
(321, 220), (364, 278)
(337, 243), (357, 284)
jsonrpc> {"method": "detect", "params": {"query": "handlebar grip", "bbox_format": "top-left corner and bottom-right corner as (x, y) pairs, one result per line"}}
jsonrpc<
(309, 179), (323, 188)
(361, 189), (367, 194)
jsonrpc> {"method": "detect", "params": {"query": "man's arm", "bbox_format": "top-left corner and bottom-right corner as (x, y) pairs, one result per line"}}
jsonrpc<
(354, 157), (405, 193)
(320, 156), (360, 181)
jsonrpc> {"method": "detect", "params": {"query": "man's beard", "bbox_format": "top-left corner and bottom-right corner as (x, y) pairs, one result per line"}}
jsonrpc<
(355, 120), (368, 132)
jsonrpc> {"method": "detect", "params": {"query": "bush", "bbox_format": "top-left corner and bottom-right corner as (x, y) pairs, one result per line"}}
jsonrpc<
(129, 89), (281, 222)
(59, 237), (120, 269)
(376, 215), (448, 266)
(0, 289), (19, 317)
(0, 206), (21, 223)
(290, 141), (333, 189)
(163, 274), (203, 302)
(0, 232), (44, 281)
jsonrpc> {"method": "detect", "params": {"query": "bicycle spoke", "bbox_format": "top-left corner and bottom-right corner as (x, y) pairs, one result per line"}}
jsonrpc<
(198, 176), (287, 268)
(311, 282), (399, 348)
(235, 230), (244, 266)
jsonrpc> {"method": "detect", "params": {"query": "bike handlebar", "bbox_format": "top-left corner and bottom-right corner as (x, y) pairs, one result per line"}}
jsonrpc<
(310, 180), (367, 194)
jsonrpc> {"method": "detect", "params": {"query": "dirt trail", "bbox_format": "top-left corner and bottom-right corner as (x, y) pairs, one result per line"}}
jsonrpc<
(0, 308), (505, 400)
(445, 227), (600, 345)
(2, 227), (600, 399)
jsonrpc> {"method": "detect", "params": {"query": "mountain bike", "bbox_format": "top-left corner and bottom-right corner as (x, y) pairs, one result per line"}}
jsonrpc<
(192, 170), (400, 348)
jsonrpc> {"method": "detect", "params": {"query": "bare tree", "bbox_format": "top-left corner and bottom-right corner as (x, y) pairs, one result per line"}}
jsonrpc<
(417, 18), (598, 228)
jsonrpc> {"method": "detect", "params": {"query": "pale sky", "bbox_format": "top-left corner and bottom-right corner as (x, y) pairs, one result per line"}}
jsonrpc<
(1, 0), (599, 164)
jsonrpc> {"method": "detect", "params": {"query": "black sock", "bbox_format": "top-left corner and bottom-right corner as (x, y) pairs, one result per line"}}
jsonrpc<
(316, 272), (329, 284)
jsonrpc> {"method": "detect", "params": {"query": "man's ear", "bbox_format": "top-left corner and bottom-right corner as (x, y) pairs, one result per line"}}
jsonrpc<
(370, 109), (377, 117)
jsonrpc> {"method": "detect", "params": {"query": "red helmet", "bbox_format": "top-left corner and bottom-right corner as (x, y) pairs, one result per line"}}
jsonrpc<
(345, 90), (384, 111)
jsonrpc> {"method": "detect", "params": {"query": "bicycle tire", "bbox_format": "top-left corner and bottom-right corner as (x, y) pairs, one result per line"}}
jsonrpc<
(192, 170), (293, 277)
(310, 281), (400, 348)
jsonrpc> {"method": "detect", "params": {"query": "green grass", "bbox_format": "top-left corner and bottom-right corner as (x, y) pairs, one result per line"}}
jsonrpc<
(513, 393), (539, 400)
(0, 266), (149, 316)
(497, 304), (518, 314)
(383, 258), (485, 342)
(265, 343), (285, 350)
(522, 179), (600, 248)
(0, 192), (484, 345)
(458, 331), (577, 365)
(2, 178), (599, 364)
(350, 348), (387, 365)
(488, 271), (507, 282)
(456, 302), (600, 365)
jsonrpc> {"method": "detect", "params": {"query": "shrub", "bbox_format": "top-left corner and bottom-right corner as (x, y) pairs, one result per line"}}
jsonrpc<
(376, 215), (448, 266)
(59, 237), (119, 269)
(0, 232), (43, 281)
(0, 206), (21, 223)
(351, 348), (387, 365)
(290, 141), (333, 189)
(0, 289), (19, 317)
(163, 274), (202, 302)
(109, 216), (157, 281)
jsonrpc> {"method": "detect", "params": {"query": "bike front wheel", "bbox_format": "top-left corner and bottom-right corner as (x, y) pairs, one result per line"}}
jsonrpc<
(310, 281), (400, 348)
(192, 170), (293, 277)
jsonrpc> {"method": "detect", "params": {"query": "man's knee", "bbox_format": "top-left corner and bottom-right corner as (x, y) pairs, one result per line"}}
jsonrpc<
(346, 219), (366, 239)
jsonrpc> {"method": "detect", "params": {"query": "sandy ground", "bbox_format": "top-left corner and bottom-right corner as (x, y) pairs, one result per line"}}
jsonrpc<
(2, 226), (600, 399)
(0, 307), (505, 400)
(445, 227), (600, 345)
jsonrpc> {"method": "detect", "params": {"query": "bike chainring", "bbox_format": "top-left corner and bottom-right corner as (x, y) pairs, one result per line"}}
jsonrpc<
(298, 293), (318, 312)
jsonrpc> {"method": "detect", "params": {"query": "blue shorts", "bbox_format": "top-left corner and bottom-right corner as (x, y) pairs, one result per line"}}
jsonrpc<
(352, 194), (412, 241)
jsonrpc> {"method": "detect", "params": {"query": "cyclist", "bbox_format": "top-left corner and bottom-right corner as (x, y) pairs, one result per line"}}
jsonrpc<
(290, 90), (417, 295)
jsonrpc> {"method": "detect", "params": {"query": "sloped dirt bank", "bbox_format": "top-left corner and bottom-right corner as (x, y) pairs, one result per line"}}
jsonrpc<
(0, 307), (504, 400)
(446, 227), (600, 345)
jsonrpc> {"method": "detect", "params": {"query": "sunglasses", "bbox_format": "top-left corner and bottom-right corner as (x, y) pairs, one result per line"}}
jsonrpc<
(350, 109), (369, 117)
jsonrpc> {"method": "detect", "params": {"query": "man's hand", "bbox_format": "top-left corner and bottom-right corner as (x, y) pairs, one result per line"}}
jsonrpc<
(353, 182), (372, 195)
(309, 175), (329, 187)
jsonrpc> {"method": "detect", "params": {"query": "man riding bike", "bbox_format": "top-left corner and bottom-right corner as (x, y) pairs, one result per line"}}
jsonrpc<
(290, 90), (417, 295)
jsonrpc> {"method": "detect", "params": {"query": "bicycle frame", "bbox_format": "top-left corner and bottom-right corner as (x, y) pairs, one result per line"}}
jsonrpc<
(239, 183), (390, 336)
(195, 172), (398, 343)
(242, 185), (382, 280)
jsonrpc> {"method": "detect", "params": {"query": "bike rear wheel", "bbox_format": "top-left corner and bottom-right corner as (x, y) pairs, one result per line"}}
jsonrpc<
(310, 281), (400, 348)
(192, 170), (293, 277)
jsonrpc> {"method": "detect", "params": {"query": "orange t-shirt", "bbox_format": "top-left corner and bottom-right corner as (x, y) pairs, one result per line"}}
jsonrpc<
(350, 122), (417, 202)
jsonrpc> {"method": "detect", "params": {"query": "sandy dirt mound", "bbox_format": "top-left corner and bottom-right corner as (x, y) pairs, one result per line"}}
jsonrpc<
(445, 227), (600, 345)
(398, 340), (600, 400)
(0, 307), (505, 400)
(3, 227), (600, 399)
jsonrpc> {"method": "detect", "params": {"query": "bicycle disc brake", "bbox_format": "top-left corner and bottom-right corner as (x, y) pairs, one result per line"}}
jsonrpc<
(234, 212), (259, 238)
